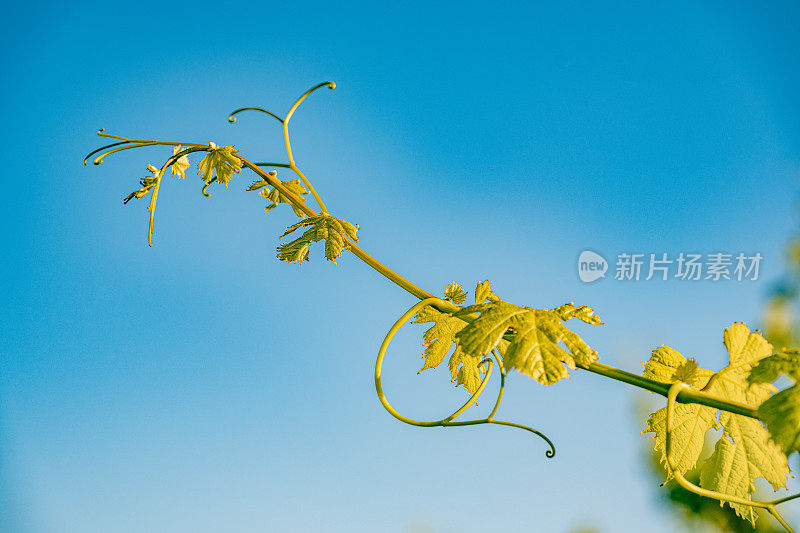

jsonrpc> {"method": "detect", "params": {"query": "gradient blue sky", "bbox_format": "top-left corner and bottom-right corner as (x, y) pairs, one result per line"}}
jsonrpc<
(2, 1), (800, 532)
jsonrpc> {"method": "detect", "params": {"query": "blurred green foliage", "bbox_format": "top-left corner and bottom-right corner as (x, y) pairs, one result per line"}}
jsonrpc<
(763, 234), (800, 351)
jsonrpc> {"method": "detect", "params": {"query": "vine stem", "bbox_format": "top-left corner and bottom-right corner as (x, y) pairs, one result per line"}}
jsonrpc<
(92, 82), (762, 426)
(236, 154), (762, 420)
(242, 106), (761, 419)
(283, 82), (335, 214)
(582, 361), (759, 418)
(90, 134), (763, 421)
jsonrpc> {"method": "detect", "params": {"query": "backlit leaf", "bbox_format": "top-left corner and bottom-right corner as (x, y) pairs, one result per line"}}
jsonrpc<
(412, 305), (484, 398)
(197, 143), (242, 188)
(169, 146), (190, 179)
(277, 214), (359, 264)
(642, 323), (790, 526)
(250, 174), (309, 217)
(454, 299), (600, 385)
(123, 164), (159, 204)
(474, 280), (499, 304)
(444, 282), (467, 305)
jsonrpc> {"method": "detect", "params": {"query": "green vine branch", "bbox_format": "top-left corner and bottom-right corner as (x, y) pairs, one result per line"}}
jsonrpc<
(86, 81), (800, 530)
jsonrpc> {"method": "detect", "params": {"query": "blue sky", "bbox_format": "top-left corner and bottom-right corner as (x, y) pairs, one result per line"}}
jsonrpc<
(2, 1), (800, 532)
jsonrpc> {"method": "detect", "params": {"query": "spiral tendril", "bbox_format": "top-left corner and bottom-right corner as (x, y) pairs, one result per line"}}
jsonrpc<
(83, 130), (208, 166)
(83, 141), (130, 165)
(227, 107), (284, 124)
(201, 177), (217, 197)
(284, 81), (335, 125)
(90, 142), (160, 165)
(375, 297), (556, 458)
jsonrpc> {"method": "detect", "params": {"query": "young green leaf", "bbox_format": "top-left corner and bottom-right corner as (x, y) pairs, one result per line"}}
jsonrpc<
(643, 346), (712, 386)
(412, 305), (484, 398)
(474, 280), (499, 304)
(700, 410), (789, 526)
(277, 214), (359, 264)
(197, 143), (242, 188)
(449, 346), (484, 396)
(413, 305), (467, 372)
(749, 349), (800, 456)
(642, 347), (718, 479)
(252, 176), (309, 217)
(123, 164), (159, 204)
(642, 323), (790, 526)
(553, 303), (604, 325)
(169, 146), (190, 179)
(454, 300), (601, 385)
(443, 282), (467, 305)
